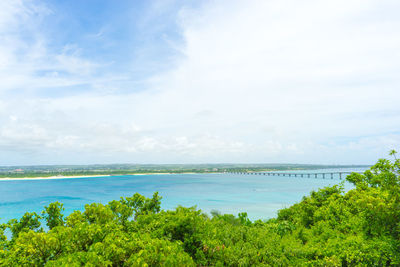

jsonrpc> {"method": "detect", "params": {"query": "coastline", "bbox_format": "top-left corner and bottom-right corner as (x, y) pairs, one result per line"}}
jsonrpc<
(0, 172), (203, 181)
(0, 174), (111, 181)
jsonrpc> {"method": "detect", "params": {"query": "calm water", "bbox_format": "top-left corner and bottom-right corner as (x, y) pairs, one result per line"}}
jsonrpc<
(0, 168), (365, 223)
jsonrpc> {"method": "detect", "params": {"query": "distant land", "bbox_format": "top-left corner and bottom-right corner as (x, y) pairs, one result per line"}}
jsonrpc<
(0, 163), (370, 178)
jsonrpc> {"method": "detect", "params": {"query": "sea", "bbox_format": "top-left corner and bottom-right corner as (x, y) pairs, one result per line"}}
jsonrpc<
(0, 168), (367, 224)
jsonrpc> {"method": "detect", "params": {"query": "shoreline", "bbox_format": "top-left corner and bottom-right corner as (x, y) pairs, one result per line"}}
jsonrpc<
(0, 172), (207, 181)
(0, 174), (111, 181)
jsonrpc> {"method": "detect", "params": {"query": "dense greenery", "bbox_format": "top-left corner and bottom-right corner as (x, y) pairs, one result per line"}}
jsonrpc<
(0, 154), (398, 266)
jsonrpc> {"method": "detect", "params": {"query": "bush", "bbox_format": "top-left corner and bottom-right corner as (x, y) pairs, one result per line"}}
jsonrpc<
(1, 153), (400, 266)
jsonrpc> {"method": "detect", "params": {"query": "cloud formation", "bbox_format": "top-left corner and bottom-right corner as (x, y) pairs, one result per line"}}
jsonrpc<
(0, 0), (399, 165)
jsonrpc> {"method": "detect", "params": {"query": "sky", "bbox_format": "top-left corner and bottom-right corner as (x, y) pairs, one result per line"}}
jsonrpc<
(0, 0), (399, 165)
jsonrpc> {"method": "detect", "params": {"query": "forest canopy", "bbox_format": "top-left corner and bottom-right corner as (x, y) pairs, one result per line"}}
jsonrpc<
(0, 152), (399, 266)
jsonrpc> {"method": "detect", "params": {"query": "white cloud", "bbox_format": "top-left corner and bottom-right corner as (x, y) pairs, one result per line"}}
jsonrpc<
(0, 0), (124, 97)
(0, 0), (399, 165)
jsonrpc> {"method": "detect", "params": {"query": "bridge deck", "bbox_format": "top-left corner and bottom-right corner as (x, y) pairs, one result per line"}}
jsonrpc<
(227, 171), (363, 179)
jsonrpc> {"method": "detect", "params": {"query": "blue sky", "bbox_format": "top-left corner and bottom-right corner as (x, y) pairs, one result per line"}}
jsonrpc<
(13, 0), (188, 96)
(0, 0), (399, 165)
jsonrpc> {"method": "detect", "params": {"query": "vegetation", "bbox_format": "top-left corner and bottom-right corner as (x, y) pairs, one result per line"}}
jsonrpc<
(0, 153), (398, 266)
(0, 163), (368, 178)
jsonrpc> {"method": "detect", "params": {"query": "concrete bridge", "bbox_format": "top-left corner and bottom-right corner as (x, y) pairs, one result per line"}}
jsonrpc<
(227, 171), (363, 180)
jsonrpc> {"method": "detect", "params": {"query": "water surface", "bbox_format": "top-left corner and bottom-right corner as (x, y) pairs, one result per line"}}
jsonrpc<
(0, 168), (364, 223)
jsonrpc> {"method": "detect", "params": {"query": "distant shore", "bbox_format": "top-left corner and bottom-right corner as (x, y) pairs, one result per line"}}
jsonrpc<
(0, 172), (202, 181)
(0, 174), (111, 181)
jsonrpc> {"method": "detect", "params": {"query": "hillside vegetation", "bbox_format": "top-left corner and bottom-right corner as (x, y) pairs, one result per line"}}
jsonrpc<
(0, 153), (399, 266)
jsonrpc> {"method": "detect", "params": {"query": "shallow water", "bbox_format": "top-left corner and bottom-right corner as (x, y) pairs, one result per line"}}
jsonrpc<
(0, 168), (365, 223)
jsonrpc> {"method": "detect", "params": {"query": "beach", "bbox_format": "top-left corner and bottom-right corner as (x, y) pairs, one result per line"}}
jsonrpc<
(0, 174), (111, 181)
(0, 172), (199, 181)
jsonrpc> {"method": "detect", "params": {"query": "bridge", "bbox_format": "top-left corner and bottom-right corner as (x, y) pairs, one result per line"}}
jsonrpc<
(227, 171), (363, 180)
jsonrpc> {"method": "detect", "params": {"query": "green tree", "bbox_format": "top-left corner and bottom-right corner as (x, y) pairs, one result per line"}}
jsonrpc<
(7, 212), (42, 240)
(2, 153), (400, 266)
(42, 202), (64, 230)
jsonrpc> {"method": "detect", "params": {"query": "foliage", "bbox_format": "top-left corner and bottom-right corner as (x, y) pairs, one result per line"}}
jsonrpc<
(42, 202), (64, 230)
(7, 212), (42, 241)
(0, 153), (399, 266)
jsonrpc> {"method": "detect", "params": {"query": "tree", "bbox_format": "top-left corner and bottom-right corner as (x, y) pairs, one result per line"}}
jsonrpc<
(42, 202), (65, 229)
(7, 212), (42, 240)
(2, 153), (400, 266)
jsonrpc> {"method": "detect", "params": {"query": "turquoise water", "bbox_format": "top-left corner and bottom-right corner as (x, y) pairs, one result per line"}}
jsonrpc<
(0, 168), (364, 223)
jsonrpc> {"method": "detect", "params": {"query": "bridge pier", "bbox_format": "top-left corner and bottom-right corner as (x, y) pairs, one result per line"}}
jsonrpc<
(233, 171), (359, 180)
